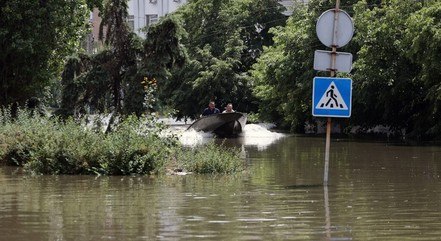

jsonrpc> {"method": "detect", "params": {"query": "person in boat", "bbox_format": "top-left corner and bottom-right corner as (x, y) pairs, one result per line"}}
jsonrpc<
(222, 103), (235, 113)
(202, 101), (220, 116)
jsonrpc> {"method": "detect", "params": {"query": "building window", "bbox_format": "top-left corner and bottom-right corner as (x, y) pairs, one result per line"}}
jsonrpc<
(146, 14), (158, 27)
(149, 0), (157, 3)
(127, 15), (135, 31)
(173, 0), (180, 2)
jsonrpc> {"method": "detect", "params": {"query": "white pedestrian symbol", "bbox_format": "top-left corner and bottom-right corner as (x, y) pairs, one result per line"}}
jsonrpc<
(316, 81), (348, 110)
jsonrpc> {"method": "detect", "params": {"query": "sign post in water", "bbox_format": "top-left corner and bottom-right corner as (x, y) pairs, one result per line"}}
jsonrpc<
(313, 0), (354, 185)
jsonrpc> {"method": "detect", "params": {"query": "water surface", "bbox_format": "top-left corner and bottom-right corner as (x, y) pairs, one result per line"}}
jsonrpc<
(1, 128), (441, 240)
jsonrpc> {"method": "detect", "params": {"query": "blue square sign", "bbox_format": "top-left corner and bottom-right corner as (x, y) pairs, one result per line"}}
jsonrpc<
(312, 77), (352, 118)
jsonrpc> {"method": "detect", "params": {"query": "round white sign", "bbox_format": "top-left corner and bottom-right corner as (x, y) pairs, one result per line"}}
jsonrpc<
(316, 9), (354, 48)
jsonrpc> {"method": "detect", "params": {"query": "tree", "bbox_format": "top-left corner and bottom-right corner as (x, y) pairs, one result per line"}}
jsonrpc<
(58, 52), (114, 116)
(59, 0), (143, 117)
(250, 0), (351, 131)
(98, 0), (137, 112)
(351, 0), (424, 137)
(129, 15), (187, 115)
(249, 0), (439, 137)
(161, 0), (287, 120)
(58, 6), (186, 118)
(403, 1), (441, 138)
(0, 0), (98, 107)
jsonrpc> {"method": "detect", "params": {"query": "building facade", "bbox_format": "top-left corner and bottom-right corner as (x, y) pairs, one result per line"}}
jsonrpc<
(86, 0), (302, 52)
(127, 0), (187, 37)
(126, 0), (304, 37)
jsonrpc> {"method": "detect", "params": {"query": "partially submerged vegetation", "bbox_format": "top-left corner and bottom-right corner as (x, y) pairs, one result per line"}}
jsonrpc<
(0, 109), (245, 175)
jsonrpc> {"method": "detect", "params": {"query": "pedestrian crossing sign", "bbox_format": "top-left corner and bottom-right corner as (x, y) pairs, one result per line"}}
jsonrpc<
(312, 77), (352, 118)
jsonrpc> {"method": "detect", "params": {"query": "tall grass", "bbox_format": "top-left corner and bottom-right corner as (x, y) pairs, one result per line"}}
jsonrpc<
(173, 142), (245, 174)
(0, 108), (245, 175)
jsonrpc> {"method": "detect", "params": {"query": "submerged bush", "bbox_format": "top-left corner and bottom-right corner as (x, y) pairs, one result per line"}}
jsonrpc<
(0, 108), (245, 175)
(174, 142), (245, 174)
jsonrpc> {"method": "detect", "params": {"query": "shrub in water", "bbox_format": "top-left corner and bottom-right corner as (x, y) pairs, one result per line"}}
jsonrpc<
(0, 108), (245, 175)
(174, 141), (245, 174)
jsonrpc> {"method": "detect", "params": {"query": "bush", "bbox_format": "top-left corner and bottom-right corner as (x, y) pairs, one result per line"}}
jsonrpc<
(0, 108), (245, 175)
(173, 141), (245, 174)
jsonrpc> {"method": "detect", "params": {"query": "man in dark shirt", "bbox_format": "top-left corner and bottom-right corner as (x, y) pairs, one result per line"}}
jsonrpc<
(202, 101), (220, 116)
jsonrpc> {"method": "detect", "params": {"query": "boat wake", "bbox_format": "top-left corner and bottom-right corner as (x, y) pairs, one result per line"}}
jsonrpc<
(239, 124), (285, 150)
(177, 123), (285, 150)
(179, 128), (214, 146)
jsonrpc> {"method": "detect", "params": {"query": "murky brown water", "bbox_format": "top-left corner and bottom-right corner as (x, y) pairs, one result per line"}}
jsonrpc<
(2, 134), (441, 240)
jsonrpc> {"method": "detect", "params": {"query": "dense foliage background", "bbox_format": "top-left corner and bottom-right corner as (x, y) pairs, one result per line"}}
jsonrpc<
(162, 0), (288, 119)
(0, 0), (100, 107)
(251, 0), (440, 139)
(1, 0), (440, 139)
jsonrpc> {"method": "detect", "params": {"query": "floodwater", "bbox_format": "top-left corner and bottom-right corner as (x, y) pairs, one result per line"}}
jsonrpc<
(2, 124), (441, 240)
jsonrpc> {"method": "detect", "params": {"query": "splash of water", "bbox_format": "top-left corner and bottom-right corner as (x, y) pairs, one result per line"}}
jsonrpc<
(240, 124), (285, 150)
(172, 123), (285, 149)
(179, 129), (214, 146)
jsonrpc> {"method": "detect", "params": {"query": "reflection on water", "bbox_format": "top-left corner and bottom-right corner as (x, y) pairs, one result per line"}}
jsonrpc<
(2, 136), (441, 240)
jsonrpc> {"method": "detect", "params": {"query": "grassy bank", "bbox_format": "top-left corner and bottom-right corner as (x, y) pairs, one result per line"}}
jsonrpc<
(0, 109), (245, 175)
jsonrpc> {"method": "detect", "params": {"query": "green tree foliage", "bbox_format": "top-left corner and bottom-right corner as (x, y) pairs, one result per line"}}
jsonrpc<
(0, 0), (99, 107)
(403, 1), (441, 138)
(59, 52), (114, 116)
(99, 0), (138, 111)
(136, 16), (187, 113)
(59, 3), (186, 118)
(252, 0), (441, 139)
(350, 0), (441, 139)
(162, 0), (288, 120)
(351, 0), (423, 136)
(251, 0), (352, 131)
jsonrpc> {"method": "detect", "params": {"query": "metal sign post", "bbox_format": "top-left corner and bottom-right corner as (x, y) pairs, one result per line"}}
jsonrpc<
(314, 50), (353, 73)
(314, 2), (353, 239)
(314, 0), (353, 185)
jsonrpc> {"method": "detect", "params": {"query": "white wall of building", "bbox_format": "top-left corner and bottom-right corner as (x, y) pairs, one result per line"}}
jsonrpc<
(279, 0), (308, 16)
(126, 0), (307, 38)
(127, 0), (187, 37)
